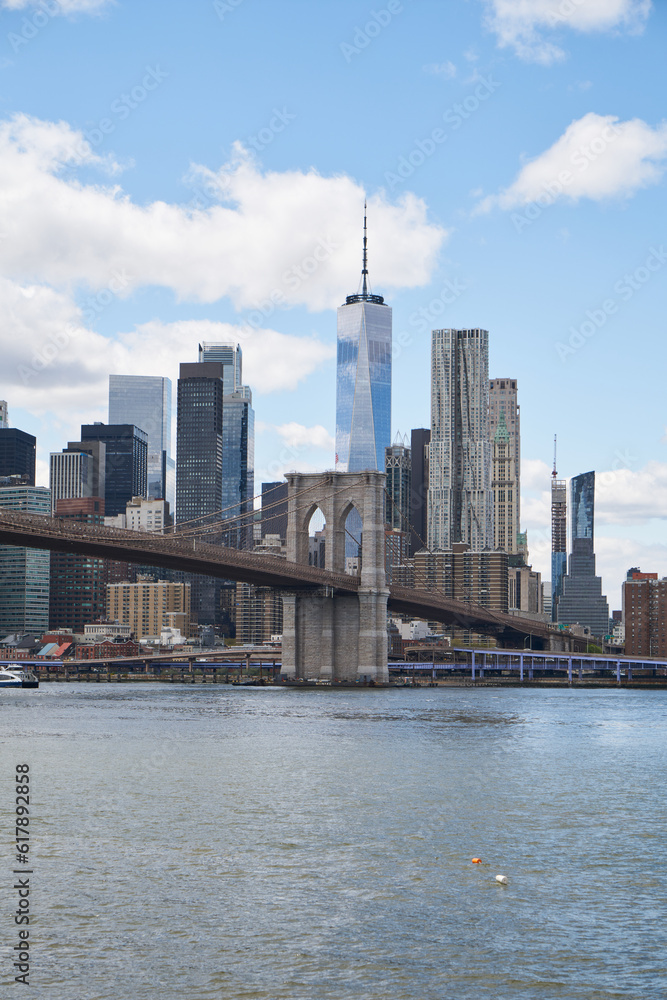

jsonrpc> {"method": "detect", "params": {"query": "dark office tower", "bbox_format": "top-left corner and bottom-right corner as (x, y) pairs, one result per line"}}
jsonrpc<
(108, 376), (175, 508)
(261, 482), (288, 543)
(221, 389), (255, 550)
(557, 471), (610, 638)
(409, 428), (430, 555)
(176, 363), (225, 627)
(176, 363), (224, 526)
(0, 429), (36, 485)
(194, 344), (255, 550)
(385, 437), (411, 530)
(49, 497), (107, 631)
(80, 424), (147, 517)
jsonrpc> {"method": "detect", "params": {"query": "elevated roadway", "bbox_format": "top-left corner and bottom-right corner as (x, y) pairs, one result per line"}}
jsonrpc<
(0, 510), (576, 650)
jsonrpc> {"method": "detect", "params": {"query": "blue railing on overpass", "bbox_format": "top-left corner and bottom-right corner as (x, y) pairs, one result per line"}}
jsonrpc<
(389, 647), (667, 683)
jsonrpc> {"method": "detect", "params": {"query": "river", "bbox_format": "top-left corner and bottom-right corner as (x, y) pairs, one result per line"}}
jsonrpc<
(1, 684), (666, 999)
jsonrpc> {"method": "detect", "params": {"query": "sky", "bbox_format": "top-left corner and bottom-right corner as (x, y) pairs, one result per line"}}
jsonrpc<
(0, 0), (666, 608)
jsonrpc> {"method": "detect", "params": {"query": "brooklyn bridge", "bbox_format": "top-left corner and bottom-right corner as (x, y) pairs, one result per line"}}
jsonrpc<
(0, 472), (579, 676)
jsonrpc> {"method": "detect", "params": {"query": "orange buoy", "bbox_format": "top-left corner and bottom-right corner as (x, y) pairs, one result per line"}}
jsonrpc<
(472, 858), (482, 864)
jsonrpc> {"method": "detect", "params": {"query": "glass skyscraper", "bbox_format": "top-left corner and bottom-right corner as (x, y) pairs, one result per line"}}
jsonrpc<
(194, 344), (255, 550)
(108, 375), (174, 508)
(0, 485), (51, 635)
(335, 210), (391, 473)
(80, 424), (148, 517)
(557, 471), (610, 637)
(198, 342), (242, 395)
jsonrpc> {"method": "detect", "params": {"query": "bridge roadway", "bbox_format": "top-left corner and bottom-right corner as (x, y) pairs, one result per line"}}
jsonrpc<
(0, 510), (569, 649)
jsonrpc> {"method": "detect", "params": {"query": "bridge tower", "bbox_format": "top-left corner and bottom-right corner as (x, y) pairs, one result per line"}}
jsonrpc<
(280, 471), (389, 683)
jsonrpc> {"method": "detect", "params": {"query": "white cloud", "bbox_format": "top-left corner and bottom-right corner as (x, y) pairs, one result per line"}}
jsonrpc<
(423, 61), (457, 79)
(484, 0), (652, 64)
(1, 0), (113, 12)
(596, 462), (667, 525)
(273, 422), (335, 452)
(0, 279), (334, 431)
(0, 116), (447, 311)
(522, 458), (552, 491)
(476, 113), (667, 212)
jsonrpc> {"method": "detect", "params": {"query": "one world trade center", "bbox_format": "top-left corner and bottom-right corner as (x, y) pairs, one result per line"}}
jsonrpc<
(335, 205), (392, 474)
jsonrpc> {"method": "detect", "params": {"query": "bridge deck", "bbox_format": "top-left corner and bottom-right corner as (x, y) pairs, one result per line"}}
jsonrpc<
(0, 511), (566, 646)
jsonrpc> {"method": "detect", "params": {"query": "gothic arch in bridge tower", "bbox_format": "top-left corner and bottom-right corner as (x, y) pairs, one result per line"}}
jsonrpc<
(281, 471), (389, 683)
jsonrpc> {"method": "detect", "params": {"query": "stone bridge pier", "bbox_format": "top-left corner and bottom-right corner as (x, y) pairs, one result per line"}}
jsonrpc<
(280, 471), (389, 683)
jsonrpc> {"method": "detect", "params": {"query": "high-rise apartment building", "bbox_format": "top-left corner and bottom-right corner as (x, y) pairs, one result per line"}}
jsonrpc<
(557, 471), (609, 637)
(335, 209), (391, 474)
(491, 412), (517, 553)
(0, 428), (36, 485)
(623, 570), (665, 657)
(409, 428), (430, 555)
(0, 485), (51, 635)
(80, 424), (147, 517)
(104, 496), (170, 532)
(0, 401), (8, 428)
(108, 375), (175, 508)
(551, 451), (567, 622)
(489, 379), (520, 552)
(428, 328), (493, 551)
(106, 577), (191, 641)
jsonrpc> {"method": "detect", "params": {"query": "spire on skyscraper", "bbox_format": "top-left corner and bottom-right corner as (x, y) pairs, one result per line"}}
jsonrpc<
(345, 201), (384, 305)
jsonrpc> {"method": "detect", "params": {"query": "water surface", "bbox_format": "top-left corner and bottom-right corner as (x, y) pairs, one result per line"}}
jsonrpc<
(1, 685), (665, 999)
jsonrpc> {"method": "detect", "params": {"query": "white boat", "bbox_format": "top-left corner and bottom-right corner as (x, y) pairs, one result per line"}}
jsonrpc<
(0, 666), (39, 689)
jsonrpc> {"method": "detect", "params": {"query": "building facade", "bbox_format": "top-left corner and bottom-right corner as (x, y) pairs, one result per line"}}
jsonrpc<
(80, 424), (147, 517)
(261, 482), (288, 543)
(409, 428), (430, 556)
(0, 485), (51, 635)
(557, 471), (609, 637)
(385, 437), (411, 532)
(108, 375), (175, 508)
(551, 473), (567, 622)
(198, 342), (242, 394)
(428, 328), (493, 552)
(491, 412), (517, 553)
(220, 390), (255, 549)
(106, 577), (191, 641)
(105, 496), (170, 533)
(176, 362), (224, 528)
(50, 442), (106, 514)
(623, 570), (665, 657)
(0, 401), (7, 428)
(49, 497), (107, 632)
(489, 379), (520, 551)
(335, 212), (391, 474)
(0, 428), (36, 485)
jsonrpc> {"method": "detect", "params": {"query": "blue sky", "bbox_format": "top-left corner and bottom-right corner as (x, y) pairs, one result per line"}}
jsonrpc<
(0, 0), (666, 606)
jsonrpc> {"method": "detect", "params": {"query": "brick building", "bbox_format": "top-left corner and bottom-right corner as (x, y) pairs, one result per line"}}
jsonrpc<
(623, 571), (666, 657)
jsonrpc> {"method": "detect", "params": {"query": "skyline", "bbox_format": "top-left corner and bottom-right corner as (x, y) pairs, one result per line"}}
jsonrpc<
(0, 0), (665, 606)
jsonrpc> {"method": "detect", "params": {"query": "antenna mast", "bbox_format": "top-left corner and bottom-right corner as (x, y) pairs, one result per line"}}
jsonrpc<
(552, 434), (557, 479)
(362, 200), (368, 297)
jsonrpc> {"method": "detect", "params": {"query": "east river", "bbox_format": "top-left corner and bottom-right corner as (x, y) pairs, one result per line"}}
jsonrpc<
(1, 684), (666, 999)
